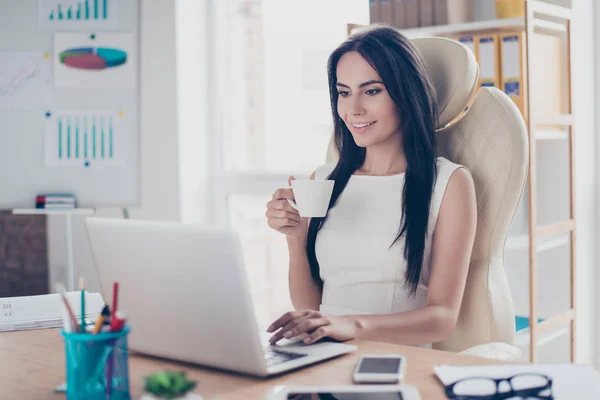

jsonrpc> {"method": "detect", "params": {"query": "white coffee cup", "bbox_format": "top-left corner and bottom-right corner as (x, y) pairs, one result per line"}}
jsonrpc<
(287, 179), (335, 218)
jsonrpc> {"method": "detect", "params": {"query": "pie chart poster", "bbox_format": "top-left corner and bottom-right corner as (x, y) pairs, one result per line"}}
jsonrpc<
(53, 32), (135, 89)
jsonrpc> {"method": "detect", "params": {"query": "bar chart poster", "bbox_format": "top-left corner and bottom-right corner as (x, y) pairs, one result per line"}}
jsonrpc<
(39, 0), (118, 31)
(54, 33), (135, 89)
(44, 110), (128, 167)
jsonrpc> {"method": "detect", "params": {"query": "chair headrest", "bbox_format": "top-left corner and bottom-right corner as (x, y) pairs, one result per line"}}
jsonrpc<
(411, 37), (479, 130)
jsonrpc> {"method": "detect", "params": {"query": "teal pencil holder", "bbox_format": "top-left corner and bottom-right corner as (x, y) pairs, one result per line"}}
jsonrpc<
(62, 325), (132, 400)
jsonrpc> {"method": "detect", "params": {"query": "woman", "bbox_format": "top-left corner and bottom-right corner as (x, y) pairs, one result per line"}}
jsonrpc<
(264, 25), (477, 348)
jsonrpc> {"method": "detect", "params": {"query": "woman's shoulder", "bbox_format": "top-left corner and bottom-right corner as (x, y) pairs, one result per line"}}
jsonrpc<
(436, 156), (465, 171)
(435, 157), (471, 189)
(313, 162), (337, 180)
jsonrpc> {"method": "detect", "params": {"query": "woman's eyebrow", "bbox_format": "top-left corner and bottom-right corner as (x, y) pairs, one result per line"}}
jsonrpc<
(336, 79), (384, 88)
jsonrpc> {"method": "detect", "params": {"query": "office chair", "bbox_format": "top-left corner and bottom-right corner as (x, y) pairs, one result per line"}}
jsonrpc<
(325, 36), (528, 360)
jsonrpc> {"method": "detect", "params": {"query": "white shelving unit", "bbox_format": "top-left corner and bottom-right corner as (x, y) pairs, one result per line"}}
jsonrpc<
(392, 1), (576, 363)
(506, 233), (570, 252)
(12, 208), (96, 292)
(515, 325), (570, 348)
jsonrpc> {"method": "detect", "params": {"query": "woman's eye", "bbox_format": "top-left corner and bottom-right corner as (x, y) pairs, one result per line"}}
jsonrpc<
(365, 89), (380, 95)
(338, 91), (350, 97)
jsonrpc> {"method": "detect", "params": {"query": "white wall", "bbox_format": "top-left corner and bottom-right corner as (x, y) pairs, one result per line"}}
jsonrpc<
(175, 0), (212, 225)
(48, 0), (184, 294)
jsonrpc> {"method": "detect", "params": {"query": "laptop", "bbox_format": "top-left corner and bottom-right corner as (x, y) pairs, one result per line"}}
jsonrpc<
(84, 217), (357, 377)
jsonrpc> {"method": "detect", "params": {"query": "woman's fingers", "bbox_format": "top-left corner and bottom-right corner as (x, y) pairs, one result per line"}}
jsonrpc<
(268, 310), (322, 344)
(265, 209), (301, 224)
(285, 318), (330, 340)
(271, 314), (315, 343)
(268, 310), (314, 332)
(304, 326), (331, 344)
(267, 199), (298, 214)
(272, 187), (295, 201)
(267, 218), (298, 232)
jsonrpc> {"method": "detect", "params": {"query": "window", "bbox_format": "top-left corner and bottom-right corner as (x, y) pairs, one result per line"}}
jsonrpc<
(211, 0), (369, 329)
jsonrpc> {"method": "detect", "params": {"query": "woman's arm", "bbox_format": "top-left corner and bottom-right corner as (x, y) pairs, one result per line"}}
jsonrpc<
(346, 167), (477, 344)
(287, 236), (321, 311)
(268, 168), (477, 345)
(287, 171), (322, 311)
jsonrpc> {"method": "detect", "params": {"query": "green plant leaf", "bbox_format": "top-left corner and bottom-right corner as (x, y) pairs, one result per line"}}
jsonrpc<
(144, 371), (198, 398)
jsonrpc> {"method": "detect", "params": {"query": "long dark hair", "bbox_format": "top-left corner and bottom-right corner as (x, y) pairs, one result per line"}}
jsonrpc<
(306, 25), (438, 298)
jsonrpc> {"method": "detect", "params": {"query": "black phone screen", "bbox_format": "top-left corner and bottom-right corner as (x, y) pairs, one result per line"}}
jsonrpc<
(357, 357), (402, 374)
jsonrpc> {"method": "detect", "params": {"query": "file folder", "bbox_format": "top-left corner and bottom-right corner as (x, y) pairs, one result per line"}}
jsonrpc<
(438, 0), (475, 24)
(419, 0), (434, 27)
(370, 0), (381, 24)
(380, 0), (394, 25)
(434, 0), (448, 25)
(458, 35), (478, 61)
(477, 35), (500, 88)
(405, 0), (419, 28)
(499, 32), (526, 118)
(393, 0), (406, 28)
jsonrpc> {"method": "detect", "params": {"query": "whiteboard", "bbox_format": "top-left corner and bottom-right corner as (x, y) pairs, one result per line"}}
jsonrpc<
(0, 0), (139, 208)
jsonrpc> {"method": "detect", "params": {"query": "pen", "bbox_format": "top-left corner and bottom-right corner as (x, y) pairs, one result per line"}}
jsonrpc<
(79, 277), (86, 333)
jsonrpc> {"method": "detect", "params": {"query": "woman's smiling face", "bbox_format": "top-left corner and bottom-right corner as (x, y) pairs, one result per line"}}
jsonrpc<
(336, 51), (401, 148)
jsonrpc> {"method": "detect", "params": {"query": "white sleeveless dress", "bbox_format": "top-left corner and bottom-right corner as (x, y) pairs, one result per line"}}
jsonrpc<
(314, 157), (464, 348)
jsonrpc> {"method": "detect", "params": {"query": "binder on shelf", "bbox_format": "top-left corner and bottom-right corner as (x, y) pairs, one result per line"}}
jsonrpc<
(419, 0), (434, 27)
(418, 0), (433, 26)
(393, 0), (406, 28)
(477, 34), (500, 89)
(370, 0), (381, 24)
(436, 0), (475, 25)
(499, 32), (526, 118)
(457, 35), (478, 61)
(433, 0), (448, 25)
(380, 0), (394, 25)
(405, 0), (419, 28)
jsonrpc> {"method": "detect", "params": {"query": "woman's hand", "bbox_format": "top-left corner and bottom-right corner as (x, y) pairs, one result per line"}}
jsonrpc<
(265, 176), (308, 240)
(267, 309), (359, 345)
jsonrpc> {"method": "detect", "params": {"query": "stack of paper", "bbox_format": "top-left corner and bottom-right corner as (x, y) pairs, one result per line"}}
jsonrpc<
(0, 291), (104, 332)
(435, 364), (600, 399)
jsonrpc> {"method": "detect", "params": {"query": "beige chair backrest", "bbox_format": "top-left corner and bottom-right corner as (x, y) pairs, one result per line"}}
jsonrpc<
(325, 36), (529, 352)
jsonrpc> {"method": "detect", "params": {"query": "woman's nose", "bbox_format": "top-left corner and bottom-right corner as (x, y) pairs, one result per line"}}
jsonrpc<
(348, 98), (365, 117)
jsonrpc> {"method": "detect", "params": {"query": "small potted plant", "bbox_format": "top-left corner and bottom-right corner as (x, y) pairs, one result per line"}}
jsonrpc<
(141, 371), (203, 400)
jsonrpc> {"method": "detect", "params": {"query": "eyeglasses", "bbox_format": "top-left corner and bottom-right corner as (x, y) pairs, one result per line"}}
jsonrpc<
(444, 372), (554, 400)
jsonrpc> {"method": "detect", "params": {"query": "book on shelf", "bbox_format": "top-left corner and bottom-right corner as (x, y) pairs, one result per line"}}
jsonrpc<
(35, 193), (77, 209)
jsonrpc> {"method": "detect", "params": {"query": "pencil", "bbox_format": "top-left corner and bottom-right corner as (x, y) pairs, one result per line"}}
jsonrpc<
(59, 292), (80, 333)
(112, 282), (119, 317)
(55, 283), (80, 333)
(92, 305), (110, 334)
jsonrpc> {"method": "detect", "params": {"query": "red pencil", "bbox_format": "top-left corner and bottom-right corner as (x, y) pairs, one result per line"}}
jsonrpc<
(59, 293), (80, 333)
(112, 282), (119, 317)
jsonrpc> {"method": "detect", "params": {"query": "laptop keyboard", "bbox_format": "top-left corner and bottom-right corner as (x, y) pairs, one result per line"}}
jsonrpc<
(263, 348), (308, 367)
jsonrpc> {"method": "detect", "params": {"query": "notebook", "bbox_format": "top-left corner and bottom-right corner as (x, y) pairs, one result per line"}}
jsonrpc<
(0, 291), (104, 332)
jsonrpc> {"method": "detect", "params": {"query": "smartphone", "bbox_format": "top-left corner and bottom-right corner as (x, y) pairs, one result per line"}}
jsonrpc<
(352, 354), (406, 384)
